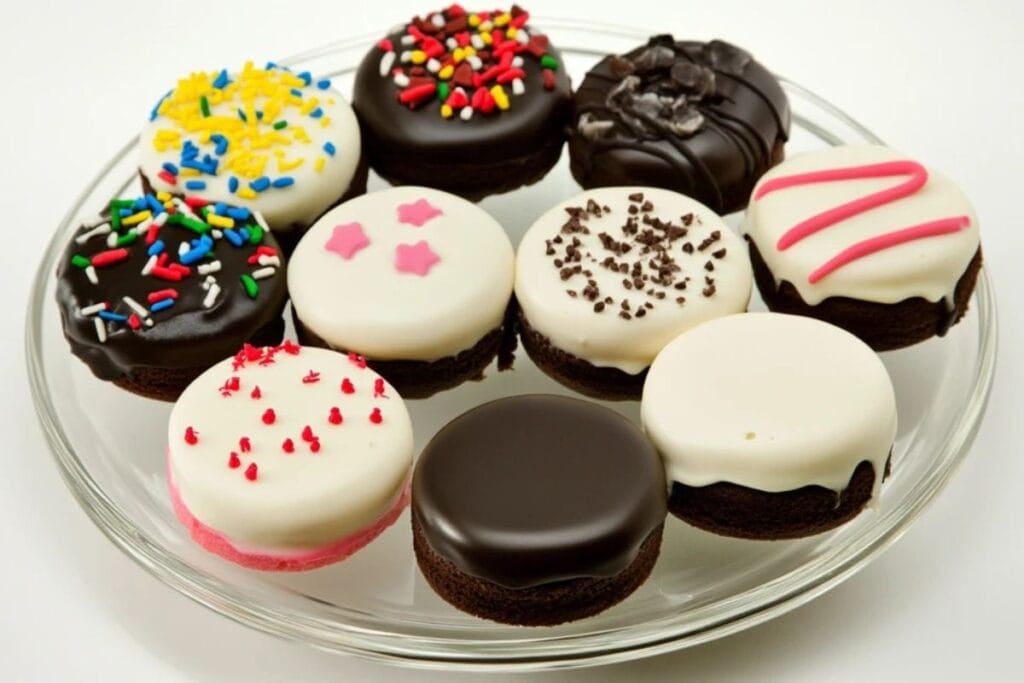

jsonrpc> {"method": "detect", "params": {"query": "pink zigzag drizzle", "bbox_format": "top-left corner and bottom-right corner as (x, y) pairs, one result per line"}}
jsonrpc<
(754, 160), (971, 283)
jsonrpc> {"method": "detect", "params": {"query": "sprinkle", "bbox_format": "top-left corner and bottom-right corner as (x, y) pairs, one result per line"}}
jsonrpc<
(198, 260), (222, 275)
(127, 314), (141, 329)
(146, 289), (178, 303)
(199, 95), (211, 117)
(250, 386), (261, 400)
(373, 378), (387, 398)
(91, 248), (129, 268)
(271, 176), (294, 188)
(149, 298), (175, 313)
(71, 254), (90, 269)
(378, 38), (393, 51)
(80, 302), (107, 316)
(240, 274), (259, 299)
(282, 438), (295, 454)
(248, 225), (264, 245)
(93, 317), (107, 343)
(251, 267), (275, 280)
(85, 266), (98, 284)
(262, 408), (276, 424)
(393, 73), (410, 88)
(249, 176), (271, 192)
(184, 180), (206, 191)
(511, 78), (525, 95)
(301, 425), (315, 442)
(184, 427), (199, 445)
(348, 352), (367, 369)
(542, 69), (556, 90)
(328, 407), (343, 425)
(315, 157), (326, 172)
(75, 223), (112, 244)
(369, 407), (383, 424)
(228, 453), (241, 469)
(157, 170), (177, 185)
(141, 255), (157, 276)
(228, 177), (239, 193)
(379, 50), (397, 77)
(540, 55), (559, 70)
(341, 378), (355, 394)
(302, 370), (321, 384)
(317, 79), (331, 90)
(244, 463), (258, 481)
(223, 229), (244, 247)
(97, 310), (128, 322)
(206, 214), (234, 229)
(323, 141), (336, 156)
(212, 69), (230, 89)
(309, 439), (321, 453)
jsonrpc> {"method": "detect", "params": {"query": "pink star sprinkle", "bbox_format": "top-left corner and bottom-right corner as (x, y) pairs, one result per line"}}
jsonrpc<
(395, 241), (441, 276)
(396, 198), (443, 227)
(324, 222), (370, 259)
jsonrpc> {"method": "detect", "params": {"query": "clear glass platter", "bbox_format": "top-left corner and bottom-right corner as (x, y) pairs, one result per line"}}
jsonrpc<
(25, 20), (997, 671)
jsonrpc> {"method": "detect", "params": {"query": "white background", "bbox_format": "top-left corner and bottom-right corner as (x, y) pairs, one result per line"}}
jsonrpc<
(3, 1), (1022, 680)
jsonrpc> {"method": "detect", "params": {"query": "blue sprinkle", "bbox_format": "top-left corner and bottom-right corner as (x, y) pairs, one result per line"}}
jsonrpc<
(119, 208), (132, 217)
(226, 206), (250, 220)
(133, 197), (149, 211)
(290, 88), (303, 97)
(212, 69), (230, 89)
(272, 177), (295, 188)
(256, 110), (264, 120)
(98, 310), (129, 322)
(149, 89), (171, 121)
(145, 194), (163, 214)
(179, 244), (212, 265)
(150, 298), (175, 313)
(309, 107), (323, 119)
(297, 71), (312, 86)
(228, 176), (239, 193)
(237, 108), (248, 122)
(181, 158), (218, 174)
(316, 79), (331, 90)
(210, 134), (229, 155)
(147, 240), (165, 257)
(200, 234), (214, 247)
(249, 176), (271, 192)
(223, 229), (244, 247)
(212, 201), (228, 216)
(323, 141), (336, 156)
(265, 61), (278, 70)
(239, 227), (250, 240)
(161, 162), (179, 175)
(185, 180), (207, 191)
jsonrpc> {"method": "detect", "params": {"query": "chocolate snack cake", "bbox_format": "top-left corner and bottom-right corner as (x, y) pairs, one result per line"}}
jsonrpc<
(743, 145), (982, 350)
(515, 187), (752, 400)
(569, 36), (790, 215)
(287, 186), (515, 398)
(412, 395), (667, 625)
(353, 5), (573, 200)
(56, 193), (288, 401)
(642, 313), (897, 540)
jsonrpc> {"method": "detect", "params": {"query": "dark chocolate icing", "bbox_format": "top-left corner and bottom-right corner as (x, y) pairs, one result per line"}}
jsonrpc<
(412, 395), (667, 589)
(55, 195), (288, 382)
(352, 8), (573, 168)
(569, 36), (791, 214)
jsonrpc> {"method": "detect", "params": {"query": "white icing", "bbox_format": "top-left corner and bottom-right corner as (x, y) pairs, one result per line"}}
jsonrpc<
(139, 67), (361, 234)
(641, 313), (896, 494)
(515, 187), (753, 374)
(288, 187), (514, 362)
(744, 145), (980, 306)
(167, 346), (413, 550)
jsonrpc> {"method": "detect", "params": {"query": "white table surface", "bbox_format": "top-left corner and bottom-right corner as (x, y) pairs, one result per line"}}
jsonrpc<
(3, 1), (1022, 680)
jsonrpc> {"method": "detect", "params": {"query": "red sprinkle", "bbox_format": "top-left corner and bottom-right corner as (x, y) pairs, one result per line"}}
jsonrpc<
(147, 288), (178, 303)
(228, 452), (241, 469)
(244, 463), (258, 481)
(239, 437), (251, 453)
(184, 196), (209, 208)
(282, 438), (295, 454)
(184, 426), (198, 445)
(157, 170), (177, 185)
(497, 68), (526, 84)
(302, 370), (321, 384)
(378, 38), (393, 52)
(227, 376), (240, 391)
(447, 4), (466, 17)
(250, 386), (261, 399)
(374, 378), (387, 398)
(145, 223), (160, 245)
(341, 378), (355, 394)
(91, 248), (130, 268)
(369, 407), (383, 425)
(398, 82), (437, 106)
(328, 407), (343, 425)
(347, 352), (367, 369)
(301, 425), (315, 442)
(127, 313), (141, 330)
(542, 68), (556, 91)
(279, 339), (300, 355)
(256, 246), (278, 257)
(422, 37), (444, 58)
(510, 10), (529, 27)
(262, 408), (276, 424)
(309, 438), (321, 453)
(150, 266), (184, 282)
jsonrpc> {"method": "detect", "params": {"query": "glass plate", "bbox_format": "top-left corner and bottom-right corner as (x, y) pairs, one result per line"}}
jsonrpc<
(25, 20), (997, 672)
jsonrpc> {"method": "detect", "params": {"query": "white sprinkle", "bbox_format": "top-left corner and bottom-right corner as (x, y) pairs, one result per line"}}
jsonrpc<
(198, 260), (222, 275)
(122, 296), (149, 318)
(144, 317), (154, 327)
(430, 12), (445, 27)
(93, 317), (107, 343)
(515, 29), (530, 45)
(105, 232), (118, 248)
(201, 275), (217, 290)
(251, 267), (275, 280)
(153, 212), (169, 227)
(75, 222), (111, 244)
(85, 266), (98, 285)
(460, 106), (473, 121)
(401, 35), (416, 46)
(471, 34), (484, 50)
(379, 50), (396, 77)
(467, 55), (483, 70)
(426, 58), (441, 73)
(178, 241), (190, 257)
(203, 284), (221, 309)
(399, 50), (413, 63)
(173, 198), (198, 219)
(80, 302), (107, 316)
(512, 55), (524, 68)
(257, 255), (281, 268)
(479, 20), (493, 32)
(512, 78), (525, 95)
(133, 223), (150, 236)
(393, 73), (410, 88)
(211, 229), (223, 239)
(141, 255), (157, 276)
(446, 37), (457, 50)
(253, 210), (269, 233)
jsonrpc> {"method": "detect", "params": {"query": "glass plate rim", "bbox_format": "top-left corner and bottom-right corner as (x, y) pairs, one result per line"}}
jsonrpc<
(25, 20), (999, 671)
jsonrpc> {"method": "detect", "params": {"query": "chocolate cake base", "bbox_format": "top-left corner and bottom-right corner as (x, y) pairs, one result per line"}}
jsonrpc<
(366, 136), (565, 203)
(749, 240), (983, 351)
(670, 457), (891, 540)
(110, 315), (286, 402)
(517, 309), (645, 401)
(292, 305), (517, 400)
(412, 509), (663, 626)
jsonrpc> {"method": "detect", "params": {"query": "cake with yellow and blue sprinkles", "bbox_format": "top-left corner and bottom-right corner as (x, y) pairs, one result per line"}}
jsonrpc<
(139, 62), (365, 251)
(55, 191), (289, 401)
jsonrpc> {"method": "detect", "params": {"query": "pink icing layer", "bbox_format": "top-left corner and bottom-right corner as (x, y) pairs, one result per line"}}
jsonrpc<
(167, 458), (410, 572)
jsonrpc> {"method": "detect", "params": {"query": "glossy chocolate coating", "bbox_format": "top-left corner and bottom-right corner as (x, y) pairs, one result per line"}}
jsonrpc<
(569, 36), (791, 214)
(55, 210), (288, 382)
(412, 394), (667, 589)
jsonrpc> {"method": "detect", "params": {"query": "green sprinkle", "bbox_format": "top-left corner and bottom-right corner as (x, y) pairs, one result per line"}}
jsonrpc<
(165, 212), (183, 226)
(540, 55), (559, 70)
(248, 225), (264, 245)
(179, 217), (210, 234)
(71, 254), (90, 269)
(200, 95), (210, 117)
(116, 231), (138, 247)
(240, 274), (259, 299)
(272, 120), (288, 130)
(437, 82), (450, 102)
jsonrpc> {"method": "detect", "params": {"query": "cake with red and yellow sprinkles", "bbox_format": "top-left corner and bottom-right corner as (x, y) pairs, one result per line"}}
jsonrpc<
(353, 5), (573, 199)
(55, 192), (289, 401)
(139, 62), (365, 250)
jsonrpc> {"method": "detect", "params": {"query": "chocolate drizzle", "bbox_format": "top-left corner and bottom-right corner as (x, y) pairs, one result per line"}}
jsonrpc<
(569, 36), (791, 214)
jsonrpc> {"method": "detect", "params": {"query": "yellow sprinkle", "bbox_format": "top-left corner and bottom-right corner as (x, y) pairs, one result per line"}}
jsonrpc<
(163, 201), (175, 211)
(156, 192), (171, 202)
(179, 167), (200, 177)
(320, 116), (331, 128)
(411, 50), (427, 65)
(440, 104), (453, 118)
(494, 12), (511, 27)
(206, 214), (235, 229)
(507, 26), (518, 38)
(314, 156), (326, 172)
(452, 47), (465, 63)
(479, 20), (493, 32)
(292, 126), (312, 143)
(299, 97), (320, 115)
(480, 31), (493, 45)
(122, 210), (152, 226)
(490, 85), (510, 111)
(439, 64), (454, 80)
(468, 13), (480, 27)
(277, 156), (305, 172)
(237, 187), (257, 199)
(463, 46), (476, 57)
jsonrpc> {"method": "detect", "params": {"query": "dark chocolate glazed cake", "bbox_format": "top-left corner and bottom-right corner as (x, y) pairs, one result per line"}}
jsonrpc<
(569, 36), (790, 214)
